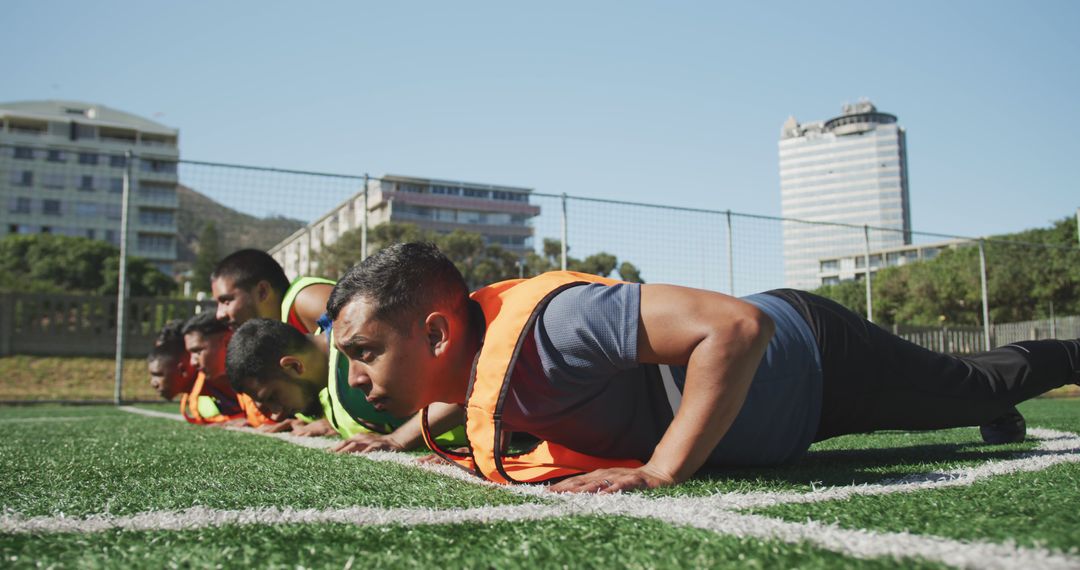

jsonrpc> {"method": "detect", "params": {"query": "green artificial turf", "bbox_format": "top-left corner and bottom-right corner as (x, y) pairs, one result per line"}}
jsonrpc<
(0, 406), (531, 517)
(0, 516), (946, 570)
(644, 428), (1037, 498)
(749, 399), (1080, 553)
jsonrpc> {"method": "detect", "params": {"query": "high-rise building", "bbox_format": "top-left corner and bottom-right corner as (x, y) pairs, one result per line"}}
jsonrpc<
(0, 100), (180, 274)
(270, 174), (540, 279)
(778, 100), (911, 290)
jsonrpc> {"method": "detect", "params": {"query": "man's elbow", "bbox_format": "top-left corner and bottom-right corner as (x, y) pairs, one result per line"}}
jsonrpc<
(734, 305), (774, 349)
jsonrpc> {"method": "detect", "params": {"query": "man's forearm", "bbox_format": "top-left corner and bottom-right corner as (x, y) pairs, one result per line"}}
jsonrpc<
(388, 402), (464, 450)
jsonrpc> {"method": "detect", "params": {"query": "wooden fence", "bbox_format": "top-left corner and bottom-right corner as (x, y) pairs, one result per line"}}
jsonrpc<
(0, 293), (214, 357)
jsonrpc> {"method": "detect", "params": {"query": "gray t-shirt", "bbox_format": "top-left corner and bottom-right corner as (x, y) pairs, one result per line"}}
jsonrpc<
(500, 283), (823, 466)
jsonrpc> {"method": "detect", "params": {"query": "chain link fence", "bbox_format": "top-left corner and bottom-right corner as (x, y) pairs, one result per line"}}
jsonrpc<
(1, 146), (1078, 402)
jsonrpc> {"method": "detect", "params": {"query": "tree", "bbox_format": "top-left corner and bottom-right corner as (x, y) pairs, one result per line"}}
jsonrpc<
(814, 214), (1080, 326)
(0, 234), (175, 296)
(316, 224), (645, 287)
(192, 222), (221, 293)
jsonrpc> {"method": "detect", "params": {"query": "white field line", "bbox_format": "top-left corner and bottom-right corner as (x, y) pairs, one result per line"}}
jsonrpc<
(93, 406), (1080, 569)
(119, 406), (186, 422)
(0, 504), (572, 535)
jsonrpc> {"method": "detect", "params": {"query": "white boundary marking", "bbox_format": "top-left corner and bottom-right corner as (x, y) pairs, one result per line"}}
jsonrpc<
(7, 406), (1076, 569)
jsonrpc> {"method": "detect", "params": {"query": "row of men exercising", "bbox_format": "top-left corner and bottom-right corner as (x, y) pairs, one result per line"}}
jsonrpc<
(145, 249), (466, 453)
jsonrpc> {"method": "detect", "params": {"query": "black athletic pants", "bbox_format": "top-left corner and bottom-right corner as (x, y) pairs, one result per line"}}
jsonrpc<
(765, 289), (1080, 442)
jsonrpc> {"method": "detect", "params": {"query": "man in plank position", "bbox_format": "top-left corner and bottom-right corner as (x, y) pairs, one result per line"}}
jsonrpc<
(325, 242), (1080, 492)
(224, 317), (466, 450)
(211, 248), (335, 434)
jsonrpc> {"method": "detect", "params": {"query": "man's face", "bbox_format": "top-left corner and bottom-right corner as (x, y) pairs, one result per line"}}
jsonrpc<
(333, 297), (439, 419)
(212, 276), (260, 329)
(239, 375), (321, 423)
(147, 356), (192, 400)
(184, 330), (231, 378)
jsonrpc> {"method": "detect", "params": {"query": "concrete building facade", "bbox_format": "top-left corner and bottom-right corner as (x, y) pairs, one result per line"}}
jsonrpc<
(0, 100), (180, 273)
(817, 239), (973, 286)
(779, 100), (911, 289)
(270, 174), (540, 279)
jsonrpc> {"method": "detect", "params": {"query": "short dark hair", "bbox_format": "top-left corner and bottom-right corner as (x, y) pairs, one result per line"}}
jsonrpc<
(181, 310), (229, 337)
(211, 249), (290, 297)
(326, 242), (469, 332)
(225, 318), (308, 392)
(154, 319), (186, 349)
(147, 343), (181, 365)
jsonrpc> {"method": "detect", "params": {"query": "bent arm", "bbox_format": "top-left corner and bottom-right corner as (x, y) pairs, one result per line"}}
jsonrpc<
(638, 284), (774, 484)
(332, 402), (464, 454)
(551, 284), (773, 492)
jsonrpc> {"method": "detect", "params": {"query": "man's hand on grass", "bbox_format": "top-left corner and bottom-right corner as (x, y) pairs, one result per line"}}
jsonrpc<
(257, 419), (301, 433)
(210, 418), (248, 428)
(292, 418), (336, 437)
(548, 466), (675, 494)
(331, 432), (404, 454)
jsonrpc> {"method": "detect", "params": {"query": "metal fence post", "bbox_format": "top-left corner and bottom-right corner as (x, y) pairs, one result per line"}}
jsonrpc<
(361, 174), (369, 261)
(978, 239), (991, 350)
(560, 193), (568, 271)
(863, 225), (873, 322)
(113, 150), (133, 405)
(726, 210), (735, 296)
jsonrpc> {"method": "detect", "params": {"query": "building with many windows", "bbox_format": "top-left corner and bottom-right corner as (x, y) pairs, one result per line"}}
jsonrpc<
(0, 100), (179, 273)
(817, 239), (973, 286)
(270, 174), (540, 279)
(779, 100), (911, 290)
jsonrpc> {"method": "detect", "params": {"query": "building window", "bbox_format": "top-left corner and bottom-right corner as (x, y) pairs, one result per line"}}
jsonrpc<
(10, 170), (33, 187)
(85, 229), (96, 239)
(104, 204), (122, 220)
(109, 155), (127, 168)
(79, 176), (96, 191)
(74, 202), (100, 218)
(42, 199), (62, 216)
(9, 197), (32, 214)
(13, 147), (35, 160)
(463, 188), (490, 199)
(137, 234), (174, 252)
(109, 177), (124, 193)
(140, 159), (177, 174)
(42, 172), (66, 189)
(73, 123), (97, 140)
(820, 259), (839, 272)
(138, 182), (175, 201)
(78, 152), (99, 165)
(105, 229), (118, 245)
(46, 150), (67, 163)
(138, 208), (175, 226)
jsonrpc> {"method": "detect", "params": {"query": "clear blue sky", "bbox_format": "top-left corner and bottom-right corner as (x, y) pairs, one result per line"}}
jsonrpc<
(5, 0), (1079, 239)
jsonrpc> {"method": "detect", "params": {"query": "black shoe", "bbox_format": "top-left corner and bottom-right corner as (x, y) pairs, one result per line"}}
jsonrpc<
(980, 408), (1026, 444)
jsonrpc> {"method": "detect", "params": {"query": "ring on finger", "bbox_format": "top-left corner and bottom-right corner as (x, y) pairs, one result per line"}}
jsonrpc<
(601, 479), (613, 487)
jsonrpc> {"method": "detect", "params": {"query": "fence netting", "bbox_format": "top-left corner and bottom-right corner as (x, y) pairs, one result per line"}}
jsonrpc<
(1, 147), (1077, 401)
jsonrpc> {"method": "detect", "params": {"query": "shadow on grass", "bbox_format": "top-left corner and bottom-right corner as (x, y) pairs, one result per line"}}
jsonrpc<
(689, 439), (1035, 490)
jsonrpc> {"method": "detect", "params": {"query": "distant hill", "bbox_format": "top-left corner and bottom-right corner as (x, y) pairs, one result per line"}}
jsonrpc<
(175, 184), (305, 269)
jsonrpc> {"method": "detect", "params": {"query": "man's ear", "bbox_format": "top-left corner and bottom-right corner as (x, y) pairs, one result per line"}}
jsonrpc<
(425, 312), (451, 356)
(279, 355), (305, 377)
(255, 280), (273, 304)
